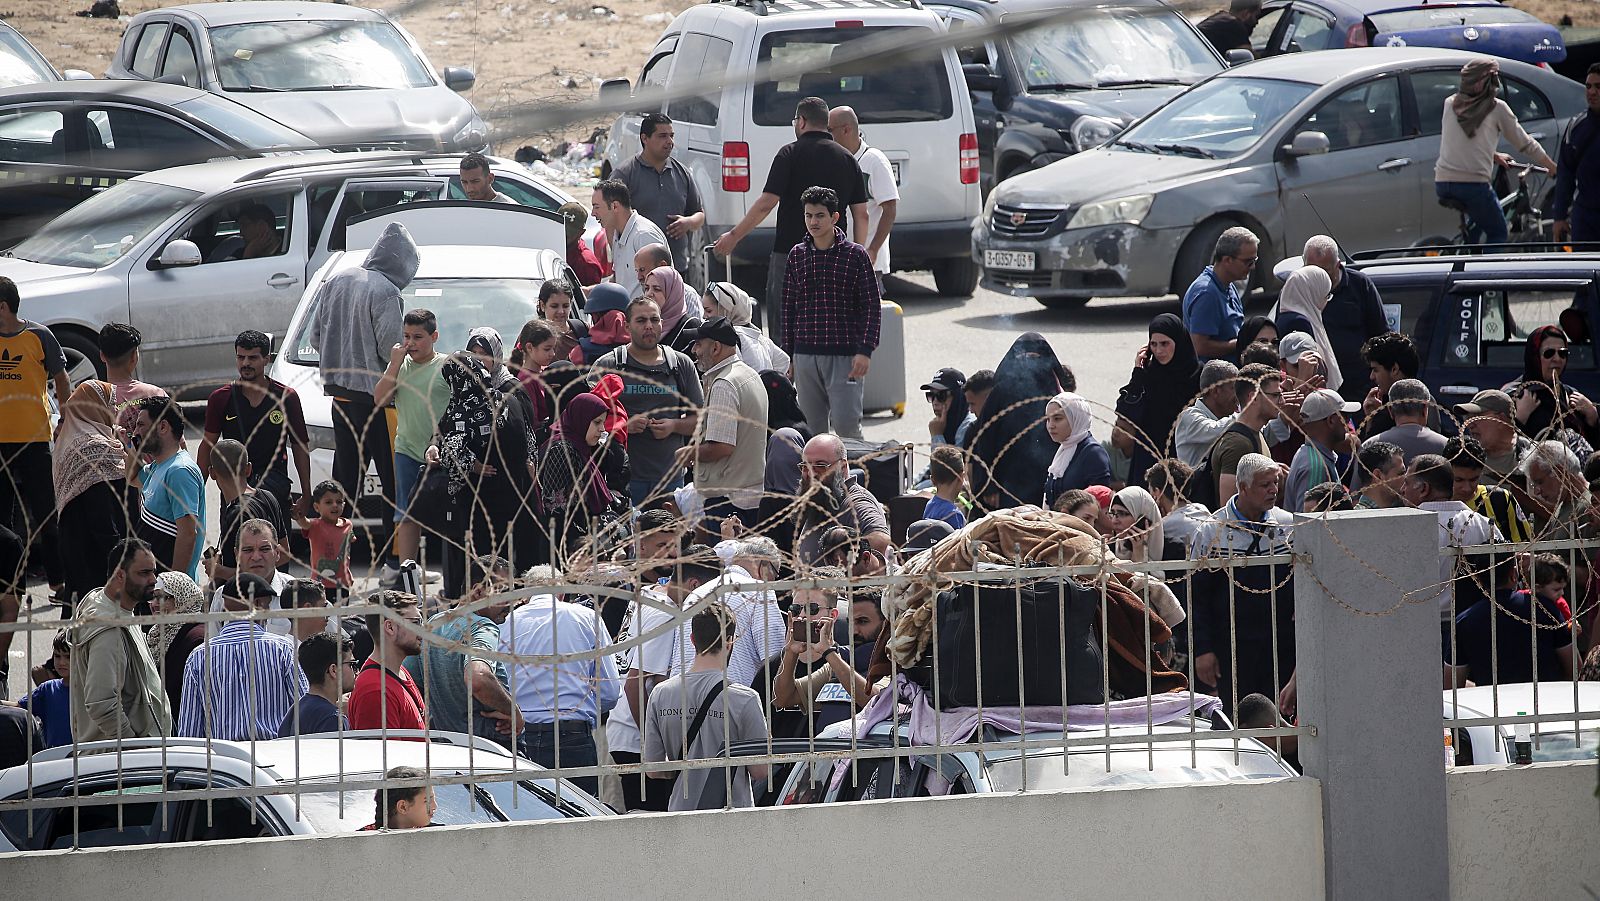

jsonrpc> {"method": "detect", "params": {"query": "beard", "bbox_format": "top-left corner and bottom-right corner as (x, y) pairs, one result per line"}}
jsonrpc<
(798, 470), (849, 535)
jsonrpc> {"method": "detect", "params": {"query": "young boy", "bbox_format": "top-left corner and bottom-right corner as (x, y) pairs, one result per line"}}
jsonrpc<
(1450, 553), (1576, 686)
(3, 630), (73, 747)
(376, 309), (450, 569)
(923, 444), (967, 529)
(295, 481), (353, 601)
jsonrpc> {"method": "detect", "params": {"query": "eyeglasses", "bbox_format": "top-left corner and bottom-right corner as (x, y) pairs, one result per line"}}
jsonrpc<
(792, 602), (829, 617)
(1543, 347), (1570, 359)
(1234, 255), (1259, 267)
(342, 660), (361, 670)
(799, 459), (840, 472)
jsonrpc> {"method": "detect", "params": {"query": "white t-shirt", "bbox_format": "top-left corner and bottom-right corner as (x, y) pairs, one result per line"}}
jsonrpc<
(604, 590), (679, 755)
(854, 143), (899, 273)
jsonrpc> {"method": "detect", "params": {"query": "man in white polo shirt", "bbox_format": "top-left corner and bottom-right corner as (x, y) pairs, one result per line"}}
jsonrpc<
(829, 105), (899, 288)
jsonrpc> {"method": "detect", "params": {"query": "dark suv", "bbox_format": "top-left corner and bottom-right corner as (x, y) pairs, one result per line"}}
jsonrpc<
(930, 0), (1227, 195)
(1350, 246), (1600, 407)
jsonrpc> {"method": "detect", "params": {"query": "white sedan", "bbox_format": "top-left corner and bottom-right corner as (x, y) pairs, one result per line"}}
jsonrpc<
(1445, 682), (1600, 767)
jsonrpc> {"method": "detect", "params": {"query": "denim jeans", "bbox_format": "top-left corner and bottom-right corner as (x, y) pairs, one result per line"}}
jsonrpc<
(1436, 181), (1507, 245)
(520, 721), (599, 798)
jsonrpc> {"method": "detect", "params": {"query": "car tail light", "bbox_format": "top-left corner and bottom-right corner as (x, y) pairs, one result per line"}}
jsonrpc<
(959, 133), (979, 185)
(835, 19), (863, 27)
(722, 142), (750, 192)
(1346, 22), (1369, 46)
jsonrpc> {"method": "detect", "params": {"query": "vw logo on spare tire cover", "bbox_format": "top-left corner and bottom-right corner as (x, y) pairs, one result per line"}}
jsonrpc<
(1463, 27), (1480, 40)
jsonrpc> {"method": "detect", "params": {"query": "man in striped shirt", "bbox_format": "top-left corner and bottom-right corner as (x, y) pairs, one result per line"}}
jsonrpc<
(177, 573), (305, 741)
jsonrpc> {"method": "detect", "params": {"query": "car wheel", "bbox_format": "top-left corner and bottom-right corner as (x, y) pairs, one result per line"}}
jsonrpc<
(931, 257), (979, 297)
(1036, 296), (1090, 310)
(56, 329), (105, 387)
(1173, 217), (1243, 296)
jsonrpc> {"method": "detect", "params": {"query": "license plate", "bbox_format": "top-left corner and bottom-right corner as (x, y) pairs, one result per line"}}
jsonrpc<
(890, 161), (902, 185)
(985, 249), (1035, 270)
(363, 474), (383, 498)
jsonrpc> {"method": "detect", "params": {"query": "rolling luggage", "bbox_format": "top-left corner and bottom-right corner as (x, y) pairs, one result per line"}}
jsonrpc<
(914, 575), (1106, 709)
(842, 437), (912, 505)
(863, 300), (905, 417)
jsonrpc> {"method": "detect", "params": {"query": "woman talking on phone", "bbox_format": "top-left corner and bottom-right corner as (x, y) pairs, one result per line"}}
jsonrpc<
(1433, 58), (1556, 246)
(1505, 325), (1600, 448)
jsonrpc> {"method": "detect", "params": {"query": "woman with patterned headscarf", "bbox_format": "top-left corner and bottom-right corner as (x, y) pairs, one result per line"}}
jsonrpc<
(53, 380), (130, 611)
(1434, 58), (1556, 245)
(147, 571), (207, 713)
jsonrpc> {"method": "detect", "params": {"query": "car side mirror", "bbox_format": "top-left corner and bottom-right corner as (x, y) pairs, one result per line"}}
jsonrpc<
(152, 239), (201, 269)
(62, 69), (95, 81)
(599, 77), (632, 106)
(154, 72), (188, 87)
(443, 66), (475, 92)
(1225, 48), (1255, 66)
(1283, 130), (1329, 157)
(962, 63), (1003, 93)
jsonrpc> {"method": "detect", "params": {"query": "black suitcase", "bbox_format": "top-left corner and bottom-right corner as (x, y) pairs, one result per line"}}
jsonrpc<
(919, 576), (1105, 709)
(842, 437), (911, 505)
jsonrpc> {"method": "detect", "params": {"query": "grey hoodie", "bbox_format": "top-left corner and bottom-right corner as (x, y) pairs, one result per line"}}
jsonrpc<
(307, 222), (419, 396)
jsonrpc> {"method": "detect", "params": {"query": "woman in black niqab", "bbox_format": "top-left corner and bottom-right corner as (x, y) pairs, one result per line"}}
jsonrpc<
(967, 332), (1073, 512)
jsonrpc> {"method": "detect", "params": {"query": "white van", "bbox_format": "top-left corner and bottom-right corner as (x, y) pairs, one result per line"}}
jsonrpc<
(600, 0), (982, 296)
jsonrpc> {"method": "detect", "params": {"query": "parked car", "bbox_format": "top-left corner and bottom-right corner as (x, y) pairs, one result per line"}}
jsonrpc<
(760, 715), (1296, 805)
(0, 151), (580, 391)
(270, 201), (578, 519)
(106, 2), (487, 152)
(1348, 246), (1600, 409)
(972, 48), (1583, 309)
(931, 0), (1227, 196)
(599, 0), (982, 295)
(1249, 0), (1566, 67)
(0, 21), (93, 87)
(0, 80), (314, 249)
(0, 732), (611, 851)
(1445, 682), (1600, 766)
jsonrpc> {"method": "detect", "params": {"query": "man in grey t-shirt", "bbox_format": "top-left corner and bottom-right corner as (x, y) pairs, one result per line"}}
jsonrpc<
(594, 298), (704, 505)
(1361, 378), (1447, 464)
(644, 603), (769, 811)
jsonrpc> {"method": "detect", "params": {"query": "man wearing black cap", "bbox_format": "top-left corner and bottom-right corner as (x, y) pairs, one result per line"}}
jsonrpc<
(903, 518), (955, 555)
(678, 317), (769, 533)
(922, 368), (973, 449)
(176, 573), (305, 741)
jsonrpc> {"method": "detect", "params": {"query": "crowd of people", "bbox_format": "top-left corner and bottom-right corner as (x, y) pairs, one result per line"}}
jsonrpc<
(3, 91), (1600, 821)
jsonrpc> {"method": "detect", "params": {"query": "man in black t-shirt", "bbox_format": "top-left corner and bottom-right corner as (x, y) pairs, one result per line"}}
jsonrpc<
(1197, 0), (1261, 55)
(712, 96), (868, 345)
(197, 330), (311, 517)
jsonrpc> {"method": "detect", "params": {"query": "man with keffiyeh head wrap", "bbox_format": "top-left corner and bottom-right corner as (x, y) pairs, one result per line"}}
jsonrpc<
(1434, 58), (1555, 245)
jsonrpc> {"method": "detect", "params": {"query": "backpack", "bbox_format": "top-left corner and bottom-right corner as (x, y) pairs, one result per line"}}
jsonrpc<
(1187, 421), (1261, 511)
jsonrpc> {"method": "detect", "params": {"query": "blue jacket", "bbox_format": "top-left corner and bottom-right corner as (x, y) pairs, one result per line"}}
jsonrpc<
(1553, 110), (1600, 223)
(1042, 436), (1113, 507)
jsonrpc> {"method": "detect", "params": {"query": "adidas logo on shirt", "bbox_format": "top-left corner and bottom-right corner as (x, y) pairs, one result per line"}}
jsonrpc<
(0, 349), (22, 380)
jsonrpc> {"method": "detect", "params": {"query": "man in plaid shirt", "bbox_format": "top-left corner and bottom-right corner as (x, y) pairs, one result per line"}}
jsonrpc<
(782, 186), (881, 439)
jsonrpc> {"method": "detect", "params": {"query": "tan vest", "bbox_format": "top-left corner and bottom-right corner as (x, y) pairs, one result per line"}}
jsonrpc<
(696, 358), (768, 506)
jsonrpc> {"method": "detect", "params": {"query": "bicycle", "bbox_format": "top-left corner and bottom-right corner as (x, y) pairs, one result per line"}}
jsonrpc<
(1436, 160), (1551, 247)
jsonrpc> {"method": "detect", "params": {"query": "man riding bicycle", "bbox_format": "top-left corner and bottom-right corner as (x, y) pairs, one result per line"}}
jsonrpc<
(1433, 58), (1557, 246)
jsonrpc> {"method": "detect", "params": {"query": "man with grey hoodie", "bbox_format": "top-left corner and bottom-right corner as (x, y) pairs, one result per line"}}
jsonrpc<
(307, 223), (417, 579)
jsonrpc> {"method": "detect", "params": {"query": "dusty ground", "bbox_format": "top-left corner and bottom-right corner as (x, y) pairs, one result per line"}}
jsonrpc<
(0, 0), (697, 154)
(0, 0), (1595, 154)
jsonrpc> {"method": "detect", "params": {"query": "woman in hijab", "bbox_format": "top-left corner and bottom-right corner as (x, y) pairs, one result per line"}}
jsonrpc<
(1506, 325), (1600, 447)
(536, 278), (582, 362)
(465, 327), (518, 393)
(756, 426), (806, 553)
(437, 352), (541, 593)
(644, 265), (700, 353)
(1434, 58), (1556, 245)
(53, 380), (130, 611)
(1114, 314), (1200, 490)
(1105, 486), (1166, 565)
(1274, 265), (1344, 393)
(968, 332), (1073, 512)
(147, 571), (206, 713)
(539, 392), (623, 561)
(760, 369), (811, 438)
(703, 281), (791, 374)
(1043, 391), (1111, 508)
(1236, 315), (1279, 354)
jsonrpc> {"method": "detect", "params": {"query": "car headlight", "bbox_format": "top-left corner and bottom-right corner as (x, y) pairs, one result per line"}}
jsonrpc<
(982, 188), (999, 221)
(1067, 193), (1154, 229)
(452, 116), (489, 150)
(1069, 115), (1119, 151)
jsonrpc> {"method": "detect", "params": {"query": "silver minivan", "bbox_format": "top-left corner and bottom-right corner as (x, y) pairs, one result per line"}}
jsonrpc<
(601, 0), (982, 295)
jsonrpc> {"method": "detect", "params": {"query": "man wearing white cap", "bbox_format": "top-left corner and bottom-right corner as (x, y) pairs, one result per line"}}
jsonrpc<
(1284, 388), (1358, 513)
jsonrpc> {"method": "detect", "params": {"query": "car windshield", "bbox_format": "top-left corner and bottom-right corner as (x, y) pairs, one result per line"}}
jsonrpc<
(287, 275), (546, 365)
(985, 747), (1288, 791)
(0, 30), (55, 87)
(752, 27), (953, 126)
(210, 20), (434, 92)
(1369, 5), (1542, 32)
(1119, 75), (1315, 157)
(289, 775), (564, 831)
(1006, 7), (1222, 90)
(9, 181), (199, 268)
(1529, 729), (1599, 762)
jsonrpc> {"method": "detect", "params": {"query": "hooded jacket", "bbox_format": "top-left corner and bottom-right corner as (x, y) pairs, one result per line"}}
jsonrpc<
(71, 588), (173, 742)
(308, 223), (419, 396)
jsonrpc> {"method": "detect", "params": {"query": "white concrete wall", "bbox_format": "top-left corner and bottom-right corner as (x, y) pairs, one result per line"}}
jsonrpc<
(1448, 761), (1600, 901)
(1, 778), (1325, 901)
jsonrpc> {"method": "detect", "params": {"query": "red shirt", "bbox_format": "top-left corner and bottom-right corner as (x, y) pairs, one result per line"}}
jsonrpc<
(348, 659), (426, 733)
(304, 516), (353, 589)
(568, 237), (604, 286)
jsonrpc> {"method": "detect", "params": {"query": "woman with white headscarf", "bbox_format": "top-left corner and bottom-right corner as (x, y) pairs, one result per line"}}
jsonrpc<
(1042, 391), (1110, 509)
(1274, 264), (1344, 393)
(701, 281), (791, 374)
(1106, 486), (1165, 564)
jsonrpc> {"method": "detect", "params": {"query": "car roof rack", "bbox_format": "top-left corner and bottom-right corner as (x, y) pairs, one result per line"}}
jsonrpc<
(706, 0), (924, 15)
(30, 738), (258, 766)
(234, 151), (461, 184)
(327, 730), (515, 756)
(1350, 241), (1600, 263)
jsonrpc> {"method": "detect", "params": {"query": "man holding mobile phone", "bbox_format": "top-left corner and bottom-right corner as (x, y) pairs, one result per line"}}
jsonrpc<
(756, 572), (873, 739)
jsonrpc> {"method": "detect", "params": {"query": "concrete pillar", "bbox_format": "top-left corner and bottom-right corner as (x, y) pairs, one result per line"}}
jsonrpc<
(1293, 508), (1448, 901)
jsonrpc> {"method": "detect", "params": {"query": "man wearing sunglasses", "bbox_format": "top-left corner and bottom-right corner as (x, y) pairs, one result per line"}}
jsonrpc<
(759, 573), (872, 739)
(1181, 226), (1259, 363)
(278, 630), (355, 738)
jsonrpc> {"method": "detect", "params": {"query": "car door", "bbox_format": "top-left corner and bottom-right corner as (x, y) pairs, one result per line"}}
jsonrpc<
(610, 36), (677, 175)
(1250, 2), (1293, 57)
(1278, 75), (1425, 254)
(85, 103), (230, 172)
(157, 22), (201, 89)
(1280, 3), (1338, 53)
(13, 774), (177, 851)
(124, 20), (171, 79)
(664, 31), (735, 277)
(311, 175), (448, 271)
(128, 186), (307, 388)
(0, 103), (111, 247)
(1428, 278), (1600, 402)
